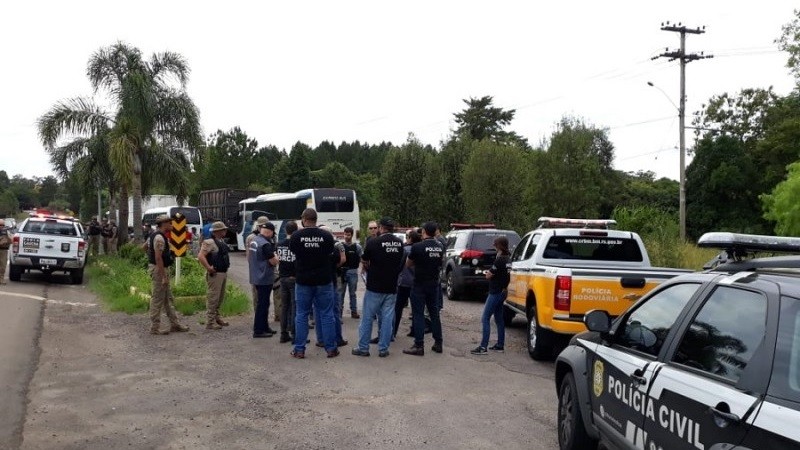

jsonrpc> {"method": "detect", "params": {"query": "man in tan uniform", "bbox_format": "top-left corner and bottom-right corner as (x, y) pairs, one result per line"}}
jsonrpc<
(147, 215), (189, 335)
(107, 219), (119, 255)
(0, 219), (10, 284)
(198, 221), (231, 330)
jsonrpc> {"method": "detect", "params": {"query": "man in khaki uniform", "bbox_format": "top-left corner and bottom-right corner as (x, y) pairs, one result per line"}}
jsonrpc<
(0, 219), (10, 284)
(147, 214), (190, 335)
(198, 221), (231, 330)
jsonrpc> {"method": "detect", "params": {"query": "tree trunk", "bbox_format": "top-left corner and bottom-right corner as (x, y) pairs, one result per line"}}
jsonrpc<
(118, 185), (130, 246)
(132, 153), (144, 243)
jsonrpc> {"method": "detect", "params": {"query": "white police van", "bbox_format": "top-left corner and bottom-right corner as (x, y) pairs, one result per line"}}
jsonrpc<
(556, 232), (800, 450)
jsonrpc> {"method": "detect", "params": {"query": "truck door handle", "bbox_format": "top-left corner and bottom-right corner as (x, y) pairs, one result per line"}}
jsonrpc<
(709, 403), (740, 425)
(630, 368), (647, 386)
(621, 278), (646, 288)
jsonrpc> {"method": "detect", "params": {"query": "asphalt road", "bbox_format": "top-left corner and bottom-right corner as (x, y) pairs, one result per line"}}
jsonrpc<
(7, 254), (560, 449)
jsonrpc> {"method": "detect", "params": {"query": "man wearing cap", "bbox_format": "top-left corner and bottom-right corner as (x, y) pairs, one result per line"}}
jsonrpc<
(198, 221), (231, 330)
(276, 220), (298, 343)
(249, 220), (279, 338)
(147, 214), (190, 335)
(246, 216), (269, 311)
(403, 221), (445, 356)
(352, 217), (404, 358)
(289, 208), (338, 358)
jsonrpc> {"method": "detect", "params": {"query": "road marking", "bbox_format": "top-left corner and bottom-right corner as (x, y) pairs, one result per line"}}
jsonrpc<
(0, 292), (98, 307)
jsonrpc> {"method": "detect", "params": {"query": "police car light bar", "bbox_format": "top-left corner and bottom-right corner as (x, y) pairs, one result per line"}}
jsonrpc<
(449, 223), (496, 230)
(698, 232), (800, 254)
(536, 217), (617, 230)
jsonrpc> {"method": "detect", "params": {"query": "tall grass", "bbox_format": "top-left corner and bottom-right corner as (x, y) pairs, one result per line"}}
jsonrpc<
(612, 206), (717, 270)
(87, 248), (250, 317)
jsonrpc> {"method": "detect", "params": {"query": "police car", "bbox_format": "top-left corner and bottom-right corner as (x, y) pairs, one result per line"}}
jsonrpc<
(9, 215), (87, 284)
(555, 232), (800, 450)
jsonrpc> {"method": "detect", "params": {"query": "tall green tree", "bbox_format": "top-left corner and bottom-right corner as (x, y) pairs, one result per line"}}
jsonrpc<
(763, 161), (800, 235)
(272, 142), (313, 192)
(461, 141), (528, 230)
(418, 137), (474, 226)
(378, 136), (433, 225)
(531, 117), (615, 218)
(778, 9), (800, 82)
(38, 42), (202, 241)
(199, 127), (261, 190)
(453, 96), (528, 148)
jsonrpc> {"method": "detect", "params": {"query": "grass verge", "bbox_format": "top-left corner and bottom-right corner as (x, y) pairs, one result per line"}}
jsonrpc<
(87, 253), (250, 317)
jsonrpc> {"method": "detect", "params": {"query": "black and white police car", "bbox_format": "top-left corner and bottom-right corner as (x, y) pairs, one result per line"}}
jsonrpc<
(555, 232), (800, 450)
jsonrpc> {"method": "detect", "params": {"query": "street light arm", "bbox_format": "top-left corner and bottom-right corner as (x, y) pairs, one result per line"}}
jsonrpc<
(647, 81), (679, 112)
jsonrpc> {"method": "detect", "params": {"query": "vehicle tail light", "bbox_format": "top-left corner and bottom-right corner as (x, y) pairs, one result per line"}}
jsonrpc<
(554, 275), (572, 311)
(78, 240), (86, 258)
(12, 235), (19, 254)
(459, 249), (484, 265)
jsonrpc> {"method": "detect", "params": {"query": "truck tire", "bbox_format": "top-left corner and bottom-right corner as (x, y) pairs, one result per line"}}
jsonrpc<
(527, 305), (552, 360)
(71, 268), (84, 285)
(503, 306), (516, 326)
(9, 264), (22, 282)
(558, 372), (596, 450)
(445, 270), (461, 301)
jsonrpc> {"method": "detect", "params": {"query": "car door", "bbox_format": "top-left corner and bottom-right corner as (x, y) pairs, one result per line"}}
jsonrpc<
(507, 233), (532, 301)
(642, 284), (774, 450)
(588, 282), (701, 449)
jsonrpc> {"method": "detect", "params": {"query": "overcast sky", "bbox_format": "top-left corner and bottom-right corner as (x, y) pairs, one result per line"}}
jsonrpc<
(1, 1), (797, 182)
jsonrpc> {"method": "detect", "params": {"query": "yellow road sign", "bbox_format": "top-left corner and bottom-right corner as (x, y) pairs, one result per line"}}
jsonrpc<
(170, 213), (188, 257)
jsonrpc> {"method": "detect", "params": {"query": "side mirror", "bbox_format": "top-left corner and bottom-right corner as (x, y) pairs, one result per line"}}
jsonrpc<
(584, 310), (612, 333)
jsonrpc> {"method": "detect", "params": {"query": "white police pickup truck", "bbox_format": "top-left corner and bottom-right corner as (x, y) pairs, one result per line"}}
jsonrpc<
(555, 232), (800, 450)
(9, 215), (87, 284)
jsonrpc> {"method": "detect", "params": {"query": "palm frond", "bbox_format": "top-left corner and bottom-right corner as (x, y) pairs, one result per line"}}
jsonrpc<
(87, 41), (143, 95)
(149, 51), (189, 87)
(48, 137), (91, 178)
(154, 89), (203, 156)
(108, 118), (139, 186)
(37, 98), (112, 148)
(140, 143), (191, 201)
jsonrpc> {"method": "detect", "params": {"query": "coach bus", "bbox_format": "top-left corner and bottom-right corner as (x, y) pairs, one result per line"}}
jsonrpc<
(235, 188), (360, 249)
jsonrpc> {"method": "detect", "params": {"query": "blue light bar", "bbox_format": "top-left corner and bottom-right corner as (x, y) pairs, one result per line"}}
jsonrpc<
(698, 232), (800, 253)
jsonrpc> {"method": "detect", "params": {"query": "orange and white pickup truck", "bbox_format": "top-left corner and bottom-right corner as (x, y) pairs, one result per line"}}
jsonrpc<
(503, 217), (689, 360)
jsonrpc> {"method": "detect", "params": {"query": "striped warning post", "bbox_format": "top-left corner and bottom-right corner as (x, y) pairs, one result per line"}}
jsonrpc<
(170, 212), (188, 257)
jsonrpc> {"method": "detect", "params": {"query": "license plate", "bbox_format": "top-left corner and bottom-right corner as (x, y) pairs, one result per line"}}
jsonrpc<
(475, 269), (488, 275)
(40, 258), (57, 265)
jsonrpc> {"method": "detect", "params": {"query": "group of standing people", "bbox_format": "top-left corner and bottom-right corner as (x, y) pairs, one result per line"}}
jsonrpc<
(87, 217), (119, 256)
(145, 207), (511, 360)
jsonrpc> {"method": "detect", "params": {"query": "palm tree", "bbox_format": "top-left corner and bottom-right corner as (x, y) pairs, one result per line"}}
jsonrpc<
(38, 42), (202, 241)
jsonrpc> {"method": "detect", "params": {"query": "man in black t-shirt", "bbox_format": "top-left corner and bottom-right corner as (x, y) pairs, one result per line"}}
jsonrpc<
(403, 222), (445, 356)
(352, 217), (404, 357)
(288, 209), (339, 359)
(277, 220), (298, 343)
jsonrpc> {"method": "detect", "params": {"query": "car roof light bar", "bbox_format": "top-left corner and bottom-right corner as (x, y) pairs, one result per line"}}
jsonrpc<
(449, 223), (496, 230)
(536, 217), (617, 230)
(698, 232), (800, 254)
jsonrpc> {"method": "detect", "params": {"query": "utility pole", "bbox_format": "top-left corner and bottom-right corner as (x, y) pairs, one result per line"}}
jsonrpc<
(653, 22), (712, 241)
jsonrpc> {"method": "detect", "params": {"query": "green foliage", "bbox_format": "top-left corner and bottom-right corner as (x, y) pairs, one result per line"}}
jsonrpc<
(763, 161), (800, 236)
(198, 127), (264, 190)
(118, 242), (148, 268)
(454, 96), (528, 148)
(273, 142), (313, 192)
(378, 136), (433, 225)
(418, 137), (474, 226)
(462, 140), (529, 230)
(0, 190), (18, 216)
(777, 9), (800, 81)
(87, 254), (250, 316)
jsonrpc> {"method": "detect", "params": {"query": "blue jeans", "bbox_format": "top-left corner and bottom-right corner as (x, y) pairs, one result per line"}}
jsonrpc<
(339, 269), (359, 313)
(294, 283), (336, 352)
(411, 281), (442, 347)
(480, 290), (507, 348)
(253, 284), (272, 335)
(357, 290), (396, 352)
(316, 282), (344, 342)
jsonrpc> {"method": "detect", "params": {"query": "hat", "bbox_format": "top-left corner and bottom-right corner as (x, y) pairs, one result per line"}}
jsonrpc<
(261, 222), (275, 232)
(211, 221), (227, 232)
(379, 217), (395, 228)
(254, 216), (269, 227)
(155, 214), (171, 225)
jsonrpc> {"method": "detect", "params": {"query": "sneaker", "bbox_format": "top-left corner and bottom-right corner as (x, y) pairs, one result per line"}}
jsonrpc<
(351, 311), (360, 319)
(279, 335), (292, 343)
(170, 324), (189, 332)
(315, 341), (325, 348)
(327, 349), (340, 358)
(431, 343), (443, 353)
(264, 328), (277, 336)
(351, 348), (370, 357)
(470, 346), (488, 355)
(378, 350), (390, 358)
(369, 337), (379, 344)
(206, 322), (222, 330)
(489, 344), (505, 353)
(403, 345), (424, 356)
(253, 332), (273, 338)
(290, 350), (305, 359)
(338, 339), (349, 347)
(215, 318), (230, 327)
(150, 328), (170, 335)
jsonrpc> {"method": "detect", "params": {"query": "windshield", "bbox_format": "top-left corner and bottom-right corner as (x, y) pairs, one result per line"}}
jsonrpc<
(23, 220), (78, 236)
(543, 235), (643, 262)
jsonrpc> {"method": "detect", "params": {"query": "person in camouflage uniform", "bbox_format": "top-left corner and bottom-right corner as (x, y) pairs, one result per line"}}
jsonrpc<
(147, 215), (189, 335)
(198, 222), (231, 330)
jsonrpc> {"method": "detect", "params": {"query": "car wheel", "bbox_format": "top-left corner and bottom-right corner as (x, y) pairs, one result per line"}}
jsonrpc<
(71, 268), (84, 285)
(9, 264), (22, 282)
(502, 306), (516, 326)
(527, 305), (552, 360)
(445, 271), (459, 301)
(558, 372), (596, 450)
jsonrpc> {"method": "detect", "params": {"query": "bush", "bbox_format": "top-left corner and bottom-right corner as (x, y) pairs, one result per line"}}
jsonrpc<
(87, 254), (250, 317)
(118, 242), (148, 269)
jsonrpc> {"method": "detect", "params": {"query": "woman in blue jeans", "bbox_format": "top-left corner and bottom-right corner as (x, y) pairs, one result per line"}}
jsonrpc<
(471, 236), (511, 355)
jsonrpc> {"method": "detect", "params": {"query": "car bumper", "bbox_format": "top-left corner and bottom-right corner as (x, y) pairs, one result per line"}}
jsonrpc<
(11, 256), (85, 270)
